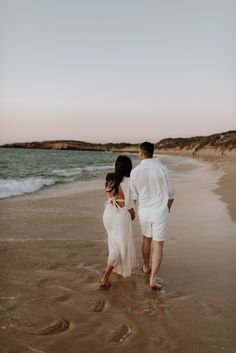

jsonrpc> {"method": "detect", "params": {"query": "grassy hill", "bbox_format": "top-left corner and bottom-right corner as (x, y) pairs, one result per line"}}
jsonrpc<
(155, 130), (236, 156)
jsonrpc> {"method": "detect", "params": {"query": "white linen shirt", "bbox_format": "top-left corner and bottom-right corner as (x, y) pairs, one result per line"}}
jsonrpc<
(130, 158), (175, 222)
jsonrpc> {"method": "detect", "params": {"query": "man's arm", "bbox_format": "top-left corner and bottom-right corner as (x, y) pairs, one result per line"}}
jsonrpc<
(163, 166), (175, 212)
(129, 171), (138, 203)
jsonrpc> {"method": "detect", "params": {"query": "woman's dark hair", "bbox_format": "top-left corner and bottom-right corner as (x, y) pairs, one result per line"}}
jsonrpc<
(105, 155), (132, 195)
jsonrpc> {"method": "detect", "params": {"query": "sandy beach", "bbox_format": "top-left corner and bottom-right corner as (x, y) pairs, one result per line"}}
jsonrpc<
(0, 157), (236, 353)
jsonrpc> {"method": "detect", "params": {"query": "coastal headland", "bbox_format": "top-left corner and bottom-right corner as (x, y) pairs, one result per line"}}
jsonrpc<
(1, 130), (236, 158)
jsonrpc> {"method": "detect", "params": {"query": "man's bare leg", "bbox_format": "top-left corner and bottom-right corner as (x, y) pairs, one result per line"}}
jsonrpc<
(100, 264), (113, 287)
(142, 236), (152, 273)
(150, 240), (164, 289)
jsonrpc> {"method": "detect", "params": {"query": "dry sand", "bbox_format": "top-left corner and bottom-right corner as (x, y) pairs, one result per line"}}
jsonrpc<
(156, 148), (236, 158)
(0, 159), (236, 353)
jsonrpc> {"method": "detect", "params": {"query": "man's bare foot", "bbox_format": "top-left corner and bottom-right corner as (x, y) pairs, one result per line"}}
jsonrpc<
(149, 282), (163, 291)
(142, 265), (151, 274)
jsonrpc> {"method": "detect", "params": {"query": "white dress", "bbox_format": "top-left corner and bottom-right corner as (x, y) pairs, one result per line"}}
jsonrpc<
(103, 177), (136, 277)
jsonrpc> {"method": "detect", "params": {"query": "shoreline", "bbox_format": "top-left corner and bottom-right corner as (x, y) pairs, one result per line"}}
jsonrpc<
(214, 160), (236, 223)
(1, 153), (235, 225)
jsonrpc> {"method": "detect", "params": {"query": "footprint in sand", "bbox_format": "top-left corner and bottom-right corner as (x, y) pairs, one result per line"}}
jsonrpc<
(166, 290), (193, 301)
(53, 293), (71, 302)
(37, 318), (70, 335)
(144, 301), (159, 318)
(144, 300), (168, 321)
(36, 277), (51, 288)
(46, 263), (63, 270)
(92, 300), (106, 313)
(199, 302), (220, 319)
(110, 323), (131, 344)
(66, 252), (78, 258)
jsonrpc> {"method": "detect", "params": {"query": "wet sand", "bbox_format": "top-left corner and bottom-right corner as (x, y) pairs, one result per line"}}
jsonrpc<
(215, 161), (236, 223)
(0, 159), (236, 353)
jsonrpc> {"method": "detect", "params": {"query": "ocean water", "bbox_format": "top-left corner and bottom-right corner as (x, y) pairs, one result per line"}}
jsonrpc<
(0, 148), (139, 199)
(0, 148), (210, 199)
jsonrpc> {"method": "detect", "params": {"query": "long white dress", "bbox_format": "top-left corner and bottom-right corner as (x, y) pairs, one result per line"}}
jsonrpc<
(103, 177), (136, 277)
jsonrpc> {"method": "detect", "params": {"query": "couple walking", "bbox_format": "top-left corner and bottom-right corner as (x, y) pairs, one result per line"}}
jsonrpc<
(100, 142), (175, 290)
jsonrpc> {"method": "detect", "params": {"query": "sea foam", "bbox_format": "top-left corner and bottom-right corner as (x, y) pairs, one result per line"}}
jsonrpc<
(52, 165), (113, 177)
(0, 177), (55, 199)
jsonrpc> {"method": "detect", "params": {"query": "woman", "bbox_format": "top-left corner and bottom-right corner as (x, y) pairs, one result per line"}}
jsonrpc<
(100, 155), (136, 288)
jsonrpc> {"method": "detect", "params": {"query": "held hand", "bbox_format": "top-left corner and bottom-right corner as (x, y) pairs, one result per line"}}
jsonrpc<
(128, 208), (136, 221)
(167, 199), (174, 213)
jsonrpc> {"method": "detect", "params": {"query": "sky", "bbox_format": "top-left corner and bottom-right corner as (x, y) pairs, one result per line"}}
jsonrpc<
(0, 0), (235, 144)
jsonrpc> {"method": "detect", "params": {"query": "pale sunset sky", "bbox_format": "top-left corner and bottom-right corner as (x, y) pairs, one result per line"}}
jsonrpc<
(0, 0), (235, 144)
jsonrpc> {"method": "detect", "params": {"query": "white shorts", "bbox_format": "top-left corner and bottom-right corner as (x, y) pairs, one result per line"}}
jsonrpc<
(140, 220), (168, 241)
(138, 207), (169, 241)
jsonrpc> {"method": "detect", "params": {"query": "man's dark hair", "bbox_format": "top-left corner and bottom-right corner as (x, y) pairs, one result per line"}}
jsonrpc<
(140, 142), (154, 158)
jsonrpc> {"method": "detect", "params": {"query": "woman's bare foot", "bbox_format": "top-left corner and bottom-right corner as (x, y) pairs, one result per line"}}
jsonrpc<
(100, 278), (111, 289)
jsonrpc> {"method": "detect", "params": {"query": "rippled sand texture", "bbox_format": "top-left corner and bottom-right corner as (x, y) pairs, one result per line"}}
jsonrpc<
(0, 158), (236, 353)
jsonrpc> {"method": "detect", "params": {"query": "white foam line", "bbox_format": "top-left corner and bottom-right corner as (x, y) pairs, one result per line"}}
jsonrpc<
(53, 285), (77, 293)
(0, 238), (106, 243)
(28, 346), (47, 353)
(0, 177), (55, 199)
(0, 238), (79, 242)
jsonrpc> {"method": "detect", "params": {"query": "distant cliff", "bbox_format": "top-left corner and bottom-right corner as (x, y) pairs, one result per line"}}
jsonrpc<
(0, 140), (139, 152)
(1, 131), (236, 157)
(155, 130), (236, 157)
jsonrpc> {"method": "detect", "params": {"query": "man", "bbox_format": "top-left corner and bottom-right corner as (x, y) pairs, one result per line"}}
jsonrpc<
(130, 142), (175, 290)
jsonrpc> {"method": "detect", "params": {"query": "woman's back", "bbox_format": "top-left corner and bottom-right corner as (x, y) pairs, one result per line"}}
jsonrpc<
(106, 178), (125, 208)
